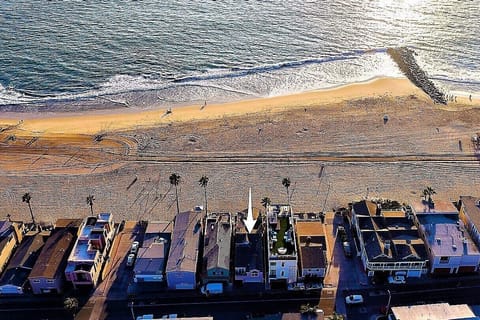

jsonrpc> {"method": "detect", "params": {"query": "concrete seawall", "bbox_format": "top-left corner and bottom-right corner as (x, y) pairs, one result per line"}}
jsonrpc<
(388, 47), (447, 105)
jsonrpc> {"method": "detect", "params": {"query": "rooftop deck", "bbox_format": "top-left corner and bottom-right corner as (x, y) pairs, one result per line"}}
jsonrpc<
(266, 205), (296, 257)
(69, 213), (114, 263)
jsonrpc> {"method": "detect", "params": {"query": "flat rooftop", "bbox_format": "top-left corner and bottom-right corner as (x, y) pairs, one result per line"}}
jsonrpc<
(296, 221), (325, 237)
(412, 200), (458, 215)
(420, 221), (479, 257)
(391, 303), (476, 320)
(72, 240), (97, 261)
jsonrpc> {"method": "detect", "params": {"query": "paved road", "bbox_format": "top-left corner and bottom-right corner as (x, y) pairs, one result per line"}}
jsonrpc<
(344, 278), (480, 320)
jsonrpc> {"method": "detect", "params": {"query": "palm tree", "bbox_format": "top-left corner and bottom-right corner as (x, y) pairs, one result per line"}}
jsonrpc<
(22, 192), (36, 226)
(198, 175), (209, 215)
(425, 186), (436, 204)
(261, 197), (271, 209)
(169, 173), (181, 215)
(63, 297), (79, 319)
(86, 194), (95, 216)
(282, 177), (291, 204)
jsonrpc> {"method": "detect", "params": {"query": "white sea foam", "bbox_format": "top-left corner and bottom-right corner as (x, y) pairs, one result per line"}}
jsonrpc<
(0, 50), (476, 109)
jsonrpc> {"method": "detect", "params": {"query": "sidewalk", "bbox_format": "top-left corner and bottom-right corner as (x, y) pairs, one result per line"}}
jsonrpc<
(318, 212), (339, 317)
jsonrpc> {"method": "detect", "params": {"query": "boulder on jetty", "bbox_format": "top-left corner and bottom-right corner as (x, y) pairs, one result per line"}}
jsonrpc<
(387, 47), (447, 105)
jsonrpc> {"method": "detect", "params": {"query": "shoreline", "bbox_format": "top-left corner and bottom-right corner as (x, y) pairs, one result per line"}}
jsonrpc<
(0, 77), (431, 136)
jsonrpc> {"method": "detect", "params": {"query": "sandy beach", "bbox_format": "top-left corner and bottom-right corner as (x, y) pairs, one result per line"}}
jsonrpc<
(1, 77), (480, 225)
(0, 78), (428, 135)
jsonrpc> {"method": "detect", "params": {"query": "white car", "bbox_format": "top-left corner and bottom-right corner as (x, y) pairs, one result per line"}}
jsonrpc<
(388, 275), (406, 284)
(345, 294), (364, 305)
(126, 253), (135, 267)
(130, 241), (139, 254)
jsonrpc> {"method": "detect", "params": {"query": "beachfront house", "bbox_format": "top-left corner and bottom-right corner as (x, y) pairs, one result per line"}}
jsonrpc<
(134, 221), (172, 283)
(64, 213), (116, 289)
(28, 220), (79, 295)
(295, 219), (328, 284)
(351, 200), (428, 278)
(458, 196), (480, 250)
(413, 200), (480, 274)
(266, 204), (298, 289)
(202, 212), (232, 285)
(0, 233), (45, 295)
(234, 204), (265, 286)
(28, 229), (76, 294)
(0, 220), (24, 275)
(166, 210), (202, 290)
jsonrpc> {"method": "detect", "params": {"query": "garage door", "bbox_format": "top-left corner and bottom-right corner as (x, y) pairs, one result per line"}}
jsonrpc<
(458, 266), (476, 273)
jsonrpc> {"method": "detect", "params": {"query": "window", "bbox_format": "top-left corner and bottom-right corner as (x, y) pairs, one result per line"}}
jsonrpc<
(281, 262), (285, 267)
(281, 271), (285, 277)
(47, 280), (55, 284)
(440, 256), (450, 264)
(251, 271), (259, 277)
(32, 280), (40, 283)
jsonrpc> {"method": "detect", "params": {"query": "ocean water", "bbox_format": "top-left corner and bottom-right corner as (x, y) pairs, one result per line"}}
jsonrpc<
(0, 0), (479, 108)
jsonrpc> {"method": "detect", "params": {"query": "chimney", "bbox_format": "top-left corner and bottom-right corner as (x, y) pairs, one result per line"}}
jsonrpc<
(384, 240), (391, 250)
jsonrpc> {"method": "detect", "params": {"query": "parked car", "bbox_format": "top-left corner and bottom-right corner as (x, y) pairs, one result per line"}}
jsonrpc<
(345, 294), (364, 305)
(388, 275), (406, 284)
(130, 241), (139, 254)
(337, 226), (348, 242)
(288, 283), (306, 291)
(126, 253), (135, 267)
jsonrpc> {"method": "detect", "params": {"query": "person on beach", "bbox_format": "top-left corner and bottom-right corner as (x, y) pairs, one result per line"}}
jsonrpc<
(201, 100), (207, 110)
(470, 95), (472, 102)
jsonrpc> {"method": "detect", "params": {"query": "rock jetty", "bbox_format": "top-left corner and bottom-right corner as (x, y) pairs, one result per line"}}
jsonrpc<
(387, 47), (447, 105)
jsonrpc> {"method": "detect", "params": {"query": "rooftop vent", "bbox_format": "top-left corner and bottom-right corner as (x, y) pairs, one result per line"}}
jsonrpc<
(384, 240), (391, 250)
(436, 238), (442, 245)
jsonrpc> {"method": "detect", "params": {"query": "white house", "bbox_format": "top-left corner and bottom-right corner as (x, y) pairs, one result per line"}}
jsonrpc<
(266, 204), (298, 288)
(351, 200), (428, 278)
(413, 200), (480, 274)
(64, 213), (116, 288)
